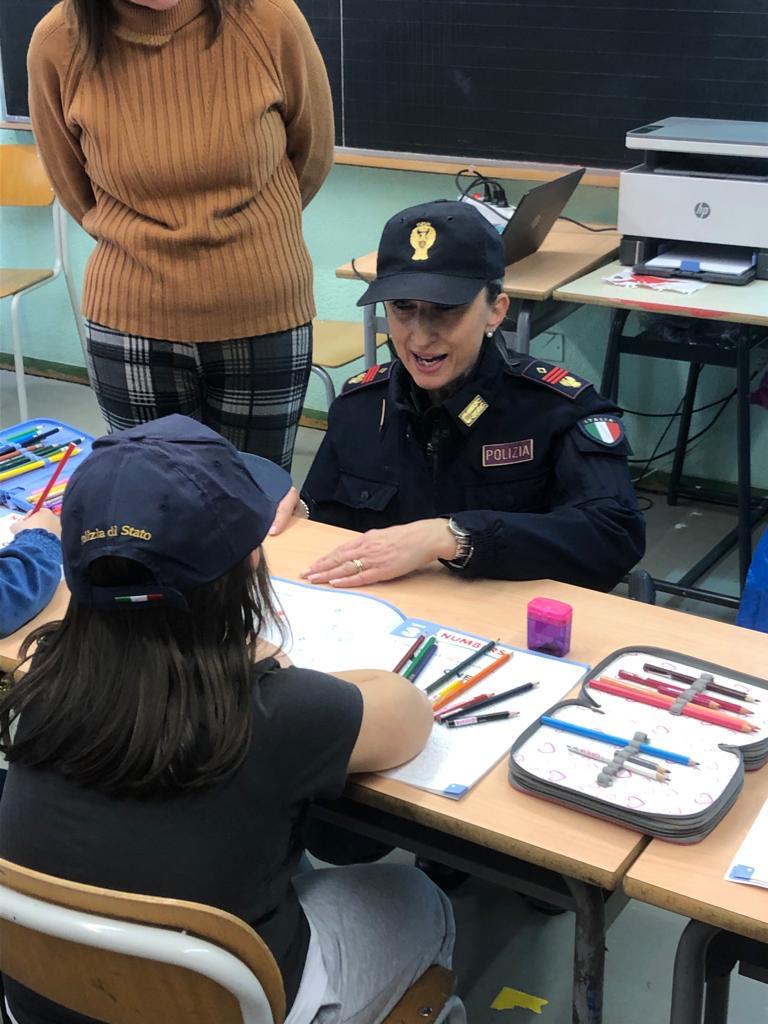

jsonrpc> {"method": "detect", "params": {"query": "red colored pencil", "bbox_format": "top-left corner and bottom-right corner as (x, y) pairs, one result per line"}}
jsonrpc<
(432, 693), (492, 720)
(30, 442), (77, 514)
(393, 634), (425, 674)
(617, 671), (752, 716)
(642, 663), (759, 703)
(592, 677), (759, 734)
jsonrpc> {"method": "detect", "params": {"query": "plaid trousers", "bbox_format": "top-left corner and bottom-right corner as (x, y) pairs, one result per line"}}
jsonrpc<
(85, 321), (312, 469)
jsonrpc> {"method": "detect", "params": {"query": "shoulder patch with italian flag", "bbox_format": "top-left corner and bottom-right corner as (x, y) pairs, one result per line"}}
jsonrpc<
(577, 415), (625, 447)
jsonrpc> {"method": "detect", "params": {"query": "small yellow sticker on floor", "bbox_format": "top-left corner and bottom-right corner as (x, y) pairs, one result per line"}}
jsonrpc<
(491, 987), (549, 1014)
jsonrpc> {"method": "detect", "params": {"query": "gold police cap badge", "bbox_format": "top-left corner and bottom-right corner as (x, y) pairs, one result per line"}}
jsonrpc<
(410, 221), (436, 261)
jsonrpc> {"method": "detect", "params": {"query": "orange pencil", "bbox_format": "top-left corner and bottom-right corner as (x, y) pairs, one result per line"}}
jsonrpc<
(30, 442), (77, 513)
(431, 652), (512, 712)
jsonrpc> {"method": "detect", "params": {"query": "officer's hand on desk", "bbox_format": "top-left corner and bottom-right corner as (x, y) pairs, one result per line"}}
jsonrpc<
(301, 520), (457, 587)
(268, 487), (308, 536)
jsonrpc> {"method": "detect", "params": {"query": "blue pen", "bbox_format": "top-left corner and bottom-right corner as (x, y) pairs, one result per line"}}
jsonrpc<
(409, 642), (438, 683)
(539, 716), (699, 767)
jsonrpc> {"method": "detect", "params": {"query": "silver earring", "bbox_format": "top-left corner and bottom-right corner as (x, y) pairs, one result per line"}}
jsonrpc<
(486, 330), (494, 338)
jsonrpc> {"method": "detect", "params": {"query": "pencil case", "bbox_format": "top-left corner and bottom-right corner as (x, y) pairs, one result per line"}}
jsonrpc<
(508, 646), (768, 842)
(0, 419), (95, 514)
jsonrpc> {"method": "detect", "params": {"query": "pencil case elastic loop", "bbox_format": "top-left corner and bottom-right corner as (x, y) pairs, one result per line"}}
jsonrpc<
(596, 731), (648, 788)
(668, 671), (712, 716)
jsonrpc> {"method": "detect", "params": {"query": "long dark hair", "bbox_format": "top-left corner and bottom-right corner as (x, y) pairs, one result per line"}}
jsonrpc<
(68, 0), (249, 65)
(0, 551), (283, 798)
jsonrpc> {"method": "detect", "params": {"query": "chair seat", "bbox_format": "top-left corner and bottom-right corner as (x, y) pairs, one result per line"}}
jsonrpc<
(0, 267), (54, 299)
(313, 320), (388, 368)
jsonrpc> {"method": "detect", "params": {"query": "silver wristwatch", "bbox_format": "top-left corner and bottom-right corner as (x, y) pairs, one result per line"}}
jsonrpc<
(445, 517), (473, 569)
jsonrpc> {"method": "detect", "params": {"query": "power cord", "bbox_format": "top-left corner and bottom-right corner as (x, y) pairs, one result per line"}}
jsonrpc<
(558, 215), (615, 233)
(454, 168), (510, 206)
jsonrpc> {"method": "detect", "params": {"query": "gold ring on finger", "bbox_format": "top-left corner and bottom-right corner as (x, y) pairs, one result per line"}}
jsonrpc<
(352, 558), (365, 574)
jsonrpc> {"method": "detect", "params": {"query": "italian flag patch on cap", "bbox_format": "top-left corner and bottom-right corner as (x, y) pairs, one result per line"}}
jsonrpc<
(577, 415), (625, 447)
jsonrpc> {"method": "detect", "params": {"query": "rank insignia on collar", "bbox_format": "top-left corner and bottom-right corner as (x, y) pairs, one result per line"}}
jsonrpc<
(458, 394), (488, 426)
(521, 359), (591, 399)
(341, 363), (392, 396)
(410, 221), (436, 261)
(577, 415), (625, 447)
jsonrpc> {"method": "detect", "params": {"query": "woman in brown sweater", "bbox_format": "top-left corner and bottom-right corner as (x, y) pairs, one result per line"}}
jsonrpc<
(28, 0), (334, 468)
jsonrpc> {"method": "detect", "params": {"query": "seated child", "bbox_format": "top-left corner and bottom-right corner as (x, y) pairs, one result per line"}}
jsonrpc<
(0, 416), (454, 1024)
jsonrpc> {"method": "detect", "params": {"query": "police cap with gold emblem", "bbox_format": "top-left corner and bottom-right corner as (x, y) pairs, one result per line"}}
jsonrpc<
(357, 200), (505, 307)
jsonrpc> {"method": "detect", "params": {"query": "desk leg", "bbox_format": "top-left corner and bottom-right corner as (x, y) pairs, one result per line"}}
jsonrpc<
(363, 303), (378, 368)
(515, 303), (532, 355)
(736, 344), (753, 588)
(565, 877), (606, 1024)
(668, 363), (703, 506)
(601, 309), (631, 401)
(669, 920), (722, 1024)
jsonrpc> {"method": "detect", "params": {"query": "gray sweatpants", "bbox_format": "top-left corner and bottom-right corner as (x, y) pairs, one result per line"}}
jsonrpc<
(291, 864), (455, 1024)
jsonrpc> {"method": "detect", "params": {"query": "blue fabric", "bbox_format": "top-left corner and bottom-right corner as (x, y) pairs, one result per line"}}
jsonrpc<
(0, 528), (62, 638)
(737, 532), (768, 633)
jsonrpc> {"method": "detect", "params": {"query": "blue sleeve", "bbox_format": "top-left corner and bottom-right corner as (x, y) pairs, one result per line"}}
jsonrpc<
(0, 529), (62, 638)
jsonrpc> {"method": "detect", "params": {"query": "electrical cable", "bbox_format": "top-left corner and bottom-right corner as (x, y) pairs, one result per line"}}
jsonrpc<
(558, 215), (615, 233)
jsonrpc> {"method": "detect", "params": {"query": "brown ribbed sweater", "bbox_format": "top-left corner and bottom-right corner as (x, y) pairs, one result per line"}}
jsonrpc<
(28, 0), (334, 341)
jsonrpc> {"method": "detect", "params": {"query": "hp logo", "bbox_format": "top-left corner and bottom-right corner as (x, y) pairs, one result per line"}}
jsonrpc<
(694, 202), (711, 219)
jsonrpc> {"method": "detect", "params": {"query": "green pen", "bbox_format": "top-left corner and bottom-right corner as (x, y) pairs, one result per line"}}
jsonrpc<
(403, 635), (437, 681)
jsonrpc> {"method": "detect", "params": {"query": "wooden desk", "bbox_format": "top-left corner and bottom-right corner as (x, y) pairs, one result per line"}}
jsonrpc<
(624, 770), (768, 1024)
(335, 222), (619, 363)
(554, 261), (768, 606)
(3, 519), (765, 1023)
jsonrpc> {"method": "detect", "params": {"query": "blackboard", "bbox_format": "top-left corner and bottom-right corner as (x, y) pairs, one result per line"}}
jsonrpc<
(0, 0), (55, 120)
(298, 0), (768, 167)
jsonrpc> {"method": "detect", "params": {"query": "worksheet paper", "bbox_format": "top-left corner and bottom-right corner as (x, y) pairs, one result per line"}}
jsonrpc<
(270, 579), (588, 798)
(0, 512), (24, 549)
(726, 797), (768, 889)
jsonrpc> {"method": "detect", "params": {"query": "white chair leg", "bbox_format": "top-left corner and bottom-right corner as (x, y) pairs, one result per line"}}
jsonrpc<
(10, 292), (29, 422)
(436, 994), (466, 1024)
(310, 364), (336, 407)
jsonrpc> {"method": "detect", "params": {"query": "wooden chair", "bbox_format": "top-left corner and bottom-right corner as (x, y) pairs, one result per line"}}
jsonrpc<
(311, 321), (390, 406)
(0, 858), (464, 1024)
(0, 145), (85, 421)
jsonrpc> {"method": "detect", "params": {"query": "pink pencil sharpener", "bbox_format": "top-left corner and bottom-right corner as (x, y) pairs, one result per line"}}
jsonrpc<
(527, 597), (573, 658)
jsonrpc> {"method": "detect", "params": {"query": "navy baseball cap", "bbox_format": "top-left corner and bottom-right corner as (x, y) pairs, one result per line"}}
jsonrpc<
(61, 415), (290, 610)
(357, 200), (505, 307)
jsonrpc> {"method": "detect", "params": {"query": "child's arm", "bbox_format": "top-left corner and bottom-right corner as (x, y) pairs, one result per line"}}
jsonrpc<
(0, 511), (62, 638)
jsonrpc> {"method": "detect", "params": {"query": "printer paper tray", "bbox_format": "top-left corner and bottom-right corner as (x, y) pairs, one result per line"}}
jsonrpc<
(633, 261), (756, 286)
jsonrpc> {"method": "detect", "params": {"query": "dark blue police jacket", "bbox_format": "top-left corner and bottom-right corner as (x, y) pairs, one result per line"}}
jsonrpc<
(302, 335), (645, 591)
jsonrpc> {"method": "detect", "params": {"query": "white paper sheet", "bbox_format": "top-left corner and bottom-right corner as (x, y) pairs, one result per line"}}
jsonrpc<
(269, 578), (589, 799)
(0, 512), (24, 549)
(726, 797), (768, 889)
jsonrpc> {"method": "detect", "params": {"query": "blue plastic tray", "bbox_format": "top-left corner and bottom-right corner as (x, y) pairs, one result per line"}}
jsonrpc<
(0, 418), (95, 513)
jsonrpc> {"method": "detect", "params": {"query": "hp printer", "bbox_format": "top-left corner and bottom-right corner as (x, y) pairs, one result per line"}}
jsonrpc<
(618, 117), (768, 283)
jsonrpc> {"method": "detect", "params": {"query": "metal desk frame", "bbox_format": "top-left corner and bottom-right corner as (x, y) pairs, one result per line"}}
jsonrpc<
(601, 309), (768, 606)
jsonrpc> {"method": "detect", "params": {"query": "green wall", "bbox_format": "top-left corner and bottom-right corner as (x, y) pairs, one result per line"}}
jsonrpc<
(1, 131), (766, 486)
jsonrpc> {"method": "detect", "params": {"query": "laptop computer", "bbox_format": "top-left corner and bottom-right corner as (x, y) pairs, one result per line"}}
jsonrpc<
(501, 168), (585, 266)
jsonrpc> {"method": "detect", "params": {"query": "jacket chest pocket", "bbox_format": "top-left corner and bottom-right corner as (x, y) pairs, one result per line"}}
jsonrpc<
(463, 471), (550, 513)
(334, 473), (399, 512)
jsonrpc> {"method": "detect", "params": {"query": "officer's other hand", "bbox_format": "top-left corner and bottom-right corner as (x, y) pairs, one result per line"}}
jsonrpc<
(11, 508), (62, 540)
(268, 487), (306, 536)
(301, 520), (457, 587)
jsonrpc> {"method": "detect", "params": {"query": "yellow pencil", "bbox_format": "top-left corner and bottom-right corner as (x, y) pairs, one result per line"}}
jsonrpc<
(0, 459), (45, 481)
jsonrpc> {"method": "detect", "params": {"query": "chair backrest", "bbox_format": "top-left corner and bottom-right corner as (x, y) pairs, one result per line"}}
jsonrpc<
(0, 145), (54, 207)
(0, 858), (286, 1024)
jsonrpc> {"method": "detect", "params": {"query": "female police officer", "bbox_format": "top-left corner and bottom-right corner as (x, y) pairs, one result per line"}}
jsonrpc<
(299, 200), (645, 591)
